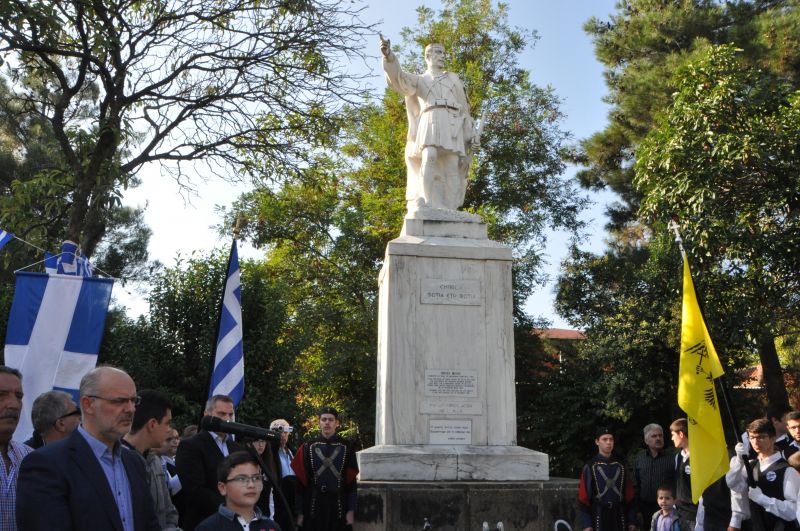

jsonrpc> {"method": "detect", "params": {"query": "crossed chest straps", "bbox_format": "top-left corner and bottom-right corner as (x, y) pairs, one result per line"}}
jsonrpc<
(592, 462), (624, 501)
(309, 441), (348, 493)
(421, 74), (460, 114)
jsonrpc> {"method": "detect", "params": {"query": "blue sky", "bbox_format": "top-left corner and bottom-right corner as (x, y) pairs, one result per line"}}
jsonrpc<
(121, 0), (620, 328)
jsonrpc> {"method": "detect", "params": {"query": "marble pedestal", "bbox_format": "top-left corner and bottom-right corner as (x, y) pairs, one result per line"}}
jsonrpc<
(358, 213), (548, 481)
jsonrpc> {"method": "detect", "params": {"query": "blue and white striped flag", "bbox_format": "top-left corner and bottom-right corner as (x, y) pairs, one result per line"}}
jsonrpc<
(208, 240), (244, 406)
(4, 272), (113, 441)
(44, 241), (92, 276)
(0, 229), (13, 251)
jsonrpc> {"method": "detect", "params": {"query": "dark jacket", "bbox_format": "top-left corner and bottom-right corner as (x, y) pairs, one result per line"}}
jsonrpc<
(195, 505), (280, 531)
(175, 430), (241, 530)
(16, 429), (160, 531)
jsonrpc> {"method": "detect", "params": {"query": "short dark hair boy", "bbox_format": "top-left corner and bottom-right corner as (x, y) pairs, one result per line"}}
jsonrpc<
(195, 451), (280, 531)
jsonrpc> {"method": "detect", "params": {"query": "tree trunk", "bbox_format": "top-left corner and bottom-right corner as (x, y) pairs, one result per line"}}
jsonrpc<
(756, 328), (789, 408)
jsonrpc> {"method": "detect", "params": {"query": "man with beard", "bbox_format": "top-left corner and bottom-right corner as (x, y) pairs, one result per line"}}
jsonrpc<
(0, 366), (32, 531)
(16, 366), (159, 531)
(291, 407), (358, 530)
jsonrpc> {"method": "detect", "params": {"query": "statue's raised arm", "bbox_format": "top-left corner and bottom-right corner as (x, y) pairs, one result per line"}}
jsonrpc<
(380, 38), (477, 213)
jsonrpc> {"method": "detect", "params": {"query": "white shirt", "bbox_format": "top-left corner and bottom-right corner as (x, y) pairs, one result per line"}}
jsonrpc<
(725, 451), (800, 528)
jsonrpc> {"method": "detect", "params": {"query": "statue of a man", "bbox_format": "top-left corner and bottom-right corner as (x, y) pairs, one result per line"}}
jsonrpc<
(380, 37), (478, 212)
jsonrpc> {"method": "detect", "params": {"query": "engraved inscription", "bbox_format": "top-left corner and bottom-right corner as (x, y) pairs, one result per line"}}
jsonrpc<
(421, 279), (482, 306)
(425, 370), (478, 398)
(420, 400), (482, 415)
(429, 419), (472, 444)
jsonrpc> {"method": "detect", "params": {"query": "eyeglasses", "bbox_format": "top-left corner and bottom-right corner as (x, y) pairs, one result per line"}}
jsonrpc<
(86, 395), (141, 406)
(57, 408), (81, 421)
(224, 474), (265, 486)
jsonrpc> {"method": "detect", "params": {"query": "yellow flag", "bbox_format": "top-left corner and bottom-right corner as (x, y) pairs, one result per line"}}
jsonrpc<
(677, 254), (729, 503)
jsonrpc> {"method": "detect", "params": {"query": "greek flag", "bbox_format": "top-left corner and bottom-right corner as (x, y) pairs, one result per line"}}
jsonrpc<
(0, 229), (13, 251)
(4, 272), (114, 441)
(208, 240), (244, 406)
(44, 241), (92, 276)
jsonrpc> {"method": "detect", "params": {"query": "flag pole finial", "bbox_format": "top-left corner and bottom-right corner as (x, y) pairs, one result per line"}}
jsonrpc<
(668, 217), (686, 255)
(232, 215), (243, 240)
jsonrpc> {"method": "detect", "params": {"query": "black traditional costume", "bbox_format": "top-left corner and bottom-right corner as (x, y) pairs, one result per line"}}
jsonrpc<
(291, 434), (358, 531)
(578, 454), (636, 531)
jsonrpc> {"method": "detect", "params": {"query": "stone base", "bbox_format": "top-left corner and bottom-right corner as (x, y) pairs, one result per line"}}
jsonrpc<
(354, 479), (580, 531)
(401, 210), (487, 239)
(358, 445), (548, 482)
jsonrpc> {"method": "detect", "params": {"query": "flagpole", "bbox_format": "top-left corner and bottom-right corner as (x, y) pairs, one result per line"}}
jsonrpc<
(668, 220), (741, 444)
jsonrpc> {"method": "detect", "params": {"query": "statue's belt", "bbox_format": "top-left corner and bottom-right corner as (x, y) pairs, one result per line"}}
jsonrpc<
(423, 101), (459, 113)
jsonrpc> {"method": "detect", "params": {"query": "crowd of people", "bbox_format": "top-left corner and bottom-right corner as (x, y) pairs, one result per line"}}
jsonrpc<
(578, 404), (800, 531)
(7, 362), (800, 531)
(0, 365), (358, 531)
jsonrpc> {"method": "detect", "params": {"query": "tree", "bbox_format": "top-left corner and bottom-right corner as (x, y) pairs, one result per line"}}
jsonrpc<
(101, 250), (296, 430)
(635, 44), (800, 407)
(575, 0), (800, 231)
(548, 0), (800, 434)
(230, 0), (587, 439)
(0, 0), (373, 255)
(0, 75), (152, 285)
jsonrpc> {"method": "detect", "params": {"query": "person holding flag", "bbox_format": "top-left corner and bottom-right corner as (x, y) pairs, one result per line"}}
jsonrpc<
(668, 222), (733, 531)
(726, 418), (800, 531)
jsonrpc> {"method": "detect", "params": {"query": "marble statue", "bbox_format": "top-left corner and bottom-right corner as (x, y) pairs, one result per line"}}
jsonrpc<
(380, 36), (480, 212)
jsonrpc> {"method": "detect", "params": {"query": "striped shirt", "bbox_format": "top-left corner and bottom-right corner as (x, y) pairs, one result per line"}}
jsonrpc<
(1, 440), (33, 531)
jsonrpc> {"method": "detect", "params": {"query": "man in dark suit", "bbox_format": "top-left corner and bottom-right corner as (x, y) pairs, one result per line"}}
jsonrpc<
(16, 366), (160, 531)
(175, 394), (241, 530)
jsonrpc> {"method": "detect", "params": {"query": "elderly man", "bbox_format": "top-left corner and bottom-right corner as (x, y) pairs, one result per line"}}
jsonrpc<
(381, 37), (478, 212)
(0, 366), (32, 531)
(16, 366), (159, 530)
(175, 394), (241, 530)
(632, 423), (675, 524)
(24, 390), (81, 449)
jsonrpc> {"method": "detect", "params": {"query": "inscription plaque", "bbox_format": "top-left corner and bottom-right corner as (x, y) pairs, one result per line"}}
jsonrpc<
(421, 279), (481, 306)
(420, 400), (482, 415)
(429, 419), (472, 444)
(425, 370), (478, 398)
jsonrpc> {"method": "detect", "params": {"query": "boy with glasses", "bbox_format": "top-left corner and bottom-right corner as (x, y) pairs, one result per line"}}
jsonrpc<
(195, 451), (280, 531)
(726, 418), (800, 531)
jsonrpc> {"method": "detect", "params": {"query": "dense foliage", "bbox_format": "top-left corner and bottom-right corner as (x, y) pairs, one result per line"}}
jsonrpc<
(544, 0), (800, 468)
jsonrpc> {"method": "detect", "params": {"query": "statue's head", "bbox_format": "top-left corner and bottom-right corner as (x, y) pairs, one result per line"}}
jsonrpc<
(424, 43), (446, 71)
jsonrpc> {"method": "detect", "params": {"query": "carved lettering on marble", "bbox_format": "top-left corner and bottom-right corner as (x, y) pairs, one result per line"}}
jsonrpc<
(425, 369), (478, 397)
(420, 279), (482, 306)
(429, 419), (472, 444)
(420, 400), (482, 415)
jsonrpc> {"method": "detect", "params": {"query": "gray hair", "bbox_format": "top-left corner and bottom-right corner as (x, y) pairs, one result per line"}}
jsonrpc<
(78, 366), (127, 397)
(643, 423), (663, 438)
(204, 394), (234, 413)
(31, 391), (74, 433)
